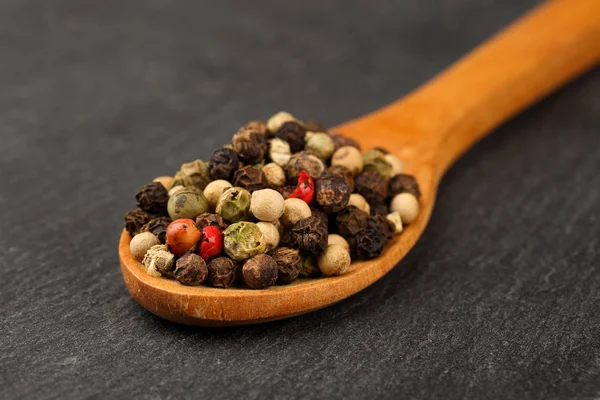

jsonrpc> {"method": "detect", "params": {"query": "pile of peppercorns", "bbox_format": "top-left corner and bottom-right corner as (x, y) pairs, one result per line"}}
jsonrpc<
(124, 112), (421, 290)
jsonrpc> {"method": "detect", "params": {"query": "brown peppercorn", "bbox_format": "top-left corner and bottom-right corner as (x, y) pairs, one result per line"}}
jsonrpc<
(135, 182), (169, 214)
(206, 257), (237, 288)
(355, 228), (387, 260)
(327, 165), (355, 192)
(174, 252), (208, 286)
(303, 120), (328, 133)
(275, 121), (307, 153)
(278, 185), (296, 199)
(140, 216), (172, 243)
(195, 213), (228, 232)
(355, 171), (388, 206)
(208, 148), (240, 181)
(370, 203), (390, 216)
(329, 132), (361, 151)
(285, 152), (325, 183)
(299, 252), (320, 277)
(268, 247), (302, 285)
(335, 206), (369, 237)
(367, 215), (395, 241)
(233, 165), (269, 192)
(242, 254), (278, 289)
(290, 216), (328, 254)
(124, 209), (154, 236)
(232, 125), (268, 164)
(388, 173), (421, 199)
(244, 120), (269, 137)
(314, 173), (350, 213)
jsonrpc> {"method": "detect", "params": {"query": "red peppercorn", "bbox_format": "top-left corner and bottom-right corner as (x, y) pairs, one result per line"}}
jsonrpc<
(287, 170), (314, 204)
(198, 226), (223, 261)
(166, 219), (202, 256)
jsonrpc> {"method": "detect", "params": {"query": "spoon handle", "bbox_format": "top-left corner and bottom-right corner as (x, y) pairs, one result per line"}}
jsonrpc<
(345, 0), (600, 179)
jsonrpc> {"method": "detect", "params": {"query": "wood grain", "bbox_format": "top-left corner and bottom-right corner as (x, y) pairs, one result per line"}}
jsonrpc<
(119, 0), (600, 326)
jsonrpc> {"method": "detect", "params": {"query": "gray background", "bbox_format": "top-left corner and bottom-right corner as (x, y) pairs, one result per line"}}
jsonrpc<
(1, 0), (599, 399)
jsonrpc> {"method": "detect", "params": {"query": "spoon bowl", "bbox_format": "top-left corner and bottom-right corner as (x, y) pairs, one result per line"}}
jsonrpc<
(119, 0), (600, 326)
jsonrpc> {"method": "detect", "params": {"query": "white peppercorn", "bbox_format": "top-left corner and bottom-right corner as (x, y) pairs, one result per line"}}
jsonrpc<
(203, 180), (232, 211)
(269, 138), (292, 167)
(327, 234), (350, 252)
(386, 212), (403, 234)
(256, 222), (280, 251)
(267, 111), (297, 133)
(130, 231), (160, 261)
(281, 198), (311, 226)
(142, 244), (175, 277)
(331, 146), (363, 176)
(318, 245), (351, 276)
(384, 154), (404, 175)
(347, 193), (370, 214)
(262, 163), (286, 188)
(390, 192), (420, 224)
(250, 189), (285, 222)
(153, 176), (174, 191)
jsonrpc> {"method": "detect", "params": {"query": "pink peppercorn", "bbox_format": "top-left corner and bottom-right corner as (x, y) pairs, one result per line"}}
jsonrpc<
(199, 226), (223, 261)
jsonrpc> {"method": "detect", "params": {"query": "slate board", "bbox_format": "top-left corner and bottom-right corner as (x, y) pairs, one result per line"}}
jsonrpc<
(1, 0), (599, 399)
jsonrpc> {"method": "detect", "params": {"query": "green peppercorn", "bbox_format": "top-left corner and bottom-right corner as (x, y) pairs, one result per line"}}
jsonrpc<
(305, 132), (335, 160)
(167, 186), (209, 220)
(362, 149), (393, 178)
(172, 160), (211, 190)
(223, 221), (267, 261)
(216, 187), (251, 223)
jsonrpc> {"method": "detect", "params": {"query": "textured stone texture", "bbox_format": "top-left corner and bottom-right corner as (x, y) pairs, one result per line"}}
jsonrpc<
(1, 0), (599, 399)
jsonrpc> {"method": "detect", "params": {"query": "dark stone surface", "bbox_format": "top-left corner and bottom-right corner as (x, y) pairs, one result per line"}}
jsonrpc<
(1, 0), (599, 399)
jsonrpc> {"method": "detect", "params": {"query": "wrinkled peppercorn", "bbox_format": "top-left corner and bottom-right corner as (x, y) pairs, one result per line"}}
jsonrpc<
(279, 229), (294, 248)
(367, 214), (395, 241)
(242, 254), (278, 289)
(232, 125), (268, 164)
(135, 182), (169, 214)
(370, 203), (390, 216)
(290, 216), (328, 254)
(172, 160), (211, 190)
(124, 209), (154, 236)
(275, 121), (307, 153)
(174, 252), (208, 286)
(207, 257), (237, 288)
(208, 148), (240, 181)
(299, 252), (320, 277)
(140, 216), (172, 243)
(285, 152), (325, 184)
(303, 120), (328, 133)
(195, 213), (228, 232)
(330, 133), (361, 151)
(269, 247), (302, 285)
(355, 228), (387, 259)
(335, 206), (369, 237)
(355, 171), (388, 206)
(327, 165), (355, 192)
(315, 173), (350, 213)
(244, 120), (269, 137)
(388, 173), (421, 199)
(233, 166), (269, 192)
(278, 185), (296, 199)
(311, 208), (329, 230)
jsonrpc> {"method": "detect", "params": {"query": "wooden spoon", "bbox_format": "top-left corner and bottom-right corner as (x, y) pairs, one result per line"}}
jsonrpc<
(119, 0), (600, 326)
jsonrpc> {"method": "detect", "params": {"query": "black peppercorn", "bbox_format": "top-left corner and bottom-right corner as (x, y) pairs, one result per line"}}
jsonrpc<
(335, 206), (369, 237)
(275, 121), (306, 153)
(311, 208), (329, 230)
(367, 215), (394, 241)
(299, 252), (320, 278)
(285, 152), (325, 184)
(195, 213), (228, 232)
(315, 173), (350, 213)
(135, 182), (169, 214)
(268, 247), (302, 285)
(355, 228), (387, 260)
(290, 216), (328, 254)
(370, 203), (389, 216)
(327, 165), (355, 192)
(303, 120), (328, 133)
(278, 185), (296, 199)
(242, 254), (278, 289)
(233, 166), (269, 192)
(232, 125), (268, 164)
(208, 148), (240, 181)
(329, 133), (361, 151)
(124, 209), (154, 236)
(207, 257), (237, 288)
(355, 171), (388, 206)
(174, 252), (208, 286)
(388, 173), (421, 199)
(140, 216), (172, 243)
